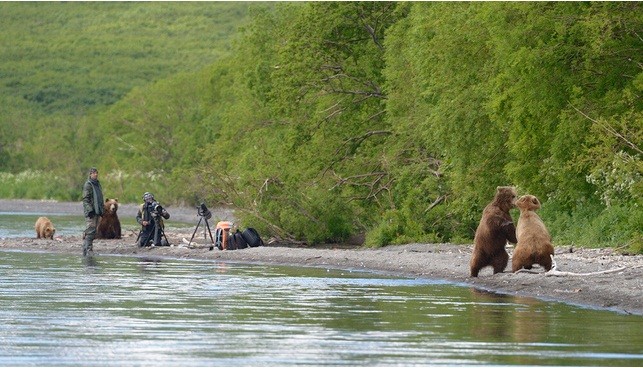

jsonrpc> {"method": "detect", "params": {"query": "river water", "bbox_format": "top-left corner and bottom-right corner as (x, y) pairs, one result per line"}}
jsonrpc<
(0, 249), (641, 366)
(1, 213), (642, 366)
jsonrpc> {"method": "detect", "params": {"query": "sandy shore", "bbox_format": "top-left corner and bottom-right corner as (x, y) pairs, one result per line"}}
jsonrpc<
(1, 199), (642, 315)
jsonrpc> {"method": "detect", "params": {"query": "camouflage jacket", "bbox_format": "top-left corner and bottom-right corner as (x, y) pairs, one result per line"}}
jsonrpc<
(137, 203), (169, 229)
(82, 179), (104, 218)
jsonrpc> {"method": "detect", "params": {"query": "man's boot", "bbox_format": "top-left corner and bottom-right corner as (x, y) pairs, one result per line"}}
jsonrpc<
(83, 238), (93, 257)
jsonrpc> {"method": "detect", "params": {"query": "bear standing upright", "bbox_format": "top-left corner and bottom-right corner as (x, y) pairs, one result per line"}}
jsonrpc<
(96, 198), (122, 239)
(470, 186), (518, 277)
(512, 195), (554, 272)
(35, 216), (56, 239)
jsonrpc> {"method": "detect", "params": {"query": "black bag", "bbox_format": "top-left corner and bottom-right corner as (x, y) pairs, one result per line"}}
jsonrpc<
(229, 230), (248, 250)
(242, 228), (264, 247)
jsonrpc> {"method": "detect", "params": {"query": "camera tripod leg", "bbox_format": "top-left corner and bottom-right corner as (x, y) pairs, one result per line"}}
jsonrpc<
(160, 226), (170, 246)
(204, 219), (215, 250)
(188, 216), (215, 250)
(188, 217), (203, 245)
(153, 221), (160, 246)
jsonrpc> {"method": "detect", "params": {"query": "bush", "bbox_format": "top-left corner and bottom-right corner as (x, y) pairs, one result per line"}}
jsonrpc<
(541, 200), (642, 253)
(0, 170), (72, 200)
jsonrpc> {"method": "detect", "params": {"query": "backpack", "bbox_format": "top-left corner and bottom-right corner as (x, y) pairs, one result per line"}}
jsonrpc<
(214, 221), (233, 250)
(214, 224), (263, 250)
(242, 228), (264, 247)
(229, 230), (248, 250)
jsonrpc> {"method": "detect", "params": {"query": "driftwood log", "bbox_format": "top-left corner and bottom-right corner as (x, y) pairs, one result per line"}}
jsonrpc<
(515, 255), (629, 277)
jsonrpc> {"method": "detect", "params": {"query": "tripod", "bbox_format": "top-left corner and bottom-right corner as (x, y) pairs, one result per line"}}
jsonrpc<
(138, 214), (170, 247)
(188, 204), (215, 250)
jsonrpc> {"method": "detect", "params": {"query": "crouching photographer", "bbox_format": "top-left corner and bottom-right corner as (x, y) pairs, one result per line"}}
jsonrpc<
(136, 192), (170, 247)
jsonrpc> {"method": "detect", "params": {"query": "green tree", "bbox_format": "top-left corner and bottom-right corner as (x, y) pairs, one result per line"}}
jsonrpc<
(196, 2), (400, 243)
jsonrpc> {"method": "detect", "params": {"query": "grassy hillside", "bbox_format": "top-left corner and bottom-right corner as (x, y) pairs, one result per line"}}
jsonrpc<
(0, 2), (250, 115)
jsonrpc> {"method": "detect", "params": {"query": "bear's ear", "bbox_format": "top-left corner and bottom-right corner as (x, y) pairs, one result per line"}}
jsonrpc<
(531, 196), (539, 205)
(105, 199), (110, 203)
(114, 198), (118, 202)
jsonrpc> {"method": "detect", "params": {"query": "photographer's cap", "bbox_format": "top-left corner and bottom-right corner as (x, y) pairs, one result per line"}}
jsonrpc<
(88, 167), (98, 174)
(143, 192), (154, 201)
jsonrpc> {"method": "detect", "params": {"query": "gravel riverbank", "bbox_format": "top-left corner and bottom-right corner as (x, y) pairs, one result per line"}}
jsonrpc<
(1, 199), (641, 315)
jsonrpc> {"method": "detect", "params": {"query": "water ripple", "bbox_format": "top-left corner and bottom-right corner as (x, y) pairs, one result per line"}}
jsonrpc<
(0, 250), (641, 366)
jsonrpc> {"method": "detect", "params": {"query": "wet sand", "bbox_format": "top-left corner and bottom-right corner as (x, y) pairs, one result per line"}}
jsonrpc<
(1, 199), (641, 315)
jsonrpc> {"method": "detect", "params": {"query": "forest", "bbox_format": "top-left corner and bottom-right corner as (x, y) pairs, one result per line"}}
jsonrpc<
(1, 2), (641, 251)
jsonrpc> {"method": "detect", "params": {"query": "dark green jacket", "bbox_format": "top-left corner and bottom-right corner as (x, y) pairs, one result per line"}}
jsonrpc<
(82, 179), (104, 218)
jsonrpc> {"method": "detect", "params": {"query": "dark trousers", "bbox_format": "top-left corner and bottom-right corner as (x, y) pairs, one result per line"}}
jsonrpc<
(139, 224), (161, 246)
(84, 216), (100, 255)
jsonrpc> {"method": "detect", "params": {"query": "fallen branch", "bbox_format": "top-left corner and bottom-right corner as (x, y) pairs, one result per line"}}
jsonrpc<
(180, 238), (213, 249)
(515, 255), (629, 276)
(545, 266), (627, 277)
(424, 195), (446, 213)
(181, 237), (197, 246)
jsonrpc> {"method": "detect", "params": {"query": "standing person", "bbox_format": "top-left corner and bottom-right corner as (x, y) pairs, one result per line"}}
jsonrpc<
(82, 167), (104, 256)
(136, 192), (170, 247)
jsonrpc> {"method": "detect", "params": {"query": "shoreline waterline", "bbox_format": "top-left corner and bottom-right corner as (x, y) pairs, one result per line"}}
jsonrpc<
(1, 199), (642, 316)
(2, 235), (642, 316)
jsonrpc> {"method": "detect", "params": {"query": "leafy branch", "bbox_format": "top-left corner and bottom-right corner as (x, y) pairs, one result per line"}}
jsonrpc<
(571, 104), (642, 155)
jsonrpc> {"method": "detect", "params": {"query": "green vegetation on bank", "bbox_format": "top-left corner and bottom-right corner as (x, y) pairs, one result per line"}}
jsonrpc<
(1, 2), (640, 252)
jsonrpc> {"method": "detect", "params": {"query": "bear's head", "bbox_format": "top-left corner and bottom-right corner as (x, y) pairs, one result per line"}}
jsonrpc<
(493, 186), (517, 212)
(44, 226), (56, 239)
(104, 198), (119, 214)
(516, 194), (541, 212)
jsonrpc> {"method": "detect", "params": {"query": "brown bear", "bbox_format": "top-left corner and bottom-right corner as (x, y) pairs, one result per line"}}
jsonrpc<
(470, 186), (518, 277)
(35, 216), (56, 239)
(96, 198), (122, 239)
(512, 194), (554, 272)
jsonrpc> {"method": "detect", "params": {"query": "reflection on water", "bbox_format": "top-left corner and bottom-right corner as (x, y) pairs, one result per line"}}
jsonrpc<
(0, 250), (641, 366)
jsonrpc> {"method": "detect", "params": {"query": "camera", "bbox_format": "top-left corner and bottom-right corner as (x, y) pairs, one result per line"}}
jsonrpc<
(198, 203), (212, 220)
(150, 201), (164, 216)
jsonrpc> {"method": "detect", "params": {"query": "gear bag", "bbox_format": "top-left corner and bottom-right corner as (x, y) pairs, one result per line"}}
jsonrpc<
(214, 222), (264, 250)
(214, 221), (233, 250)
(242, 228), (264, 247)
(228, 230), (248, 250)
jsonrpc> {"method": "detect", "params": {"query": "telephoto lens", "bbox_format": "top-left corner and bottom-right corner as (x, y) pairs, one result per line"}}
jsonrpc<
(154, 203), (163, 213)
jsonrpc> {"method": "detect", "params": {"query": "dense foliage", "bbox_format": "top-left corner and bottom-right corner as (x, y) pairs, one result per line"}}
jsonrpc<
(1, 2), (640, 251)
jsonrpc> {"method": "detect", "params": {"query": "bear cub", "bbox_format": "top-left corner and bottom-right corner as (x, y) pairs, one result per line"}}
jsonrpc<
(512, 194), (554, 272)
(35, 216), (56, 239)
(470, 186), (518, 277)
(96, 198), (122, 239)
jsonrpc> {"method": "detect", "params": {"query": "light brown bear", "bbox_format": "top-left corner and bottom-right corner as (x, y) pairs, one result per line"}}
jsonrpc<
(470, 186), (518, 277)
(96, 198), (122, 239)
(35, 216), (56, 239)
(512, 194), (554, 272)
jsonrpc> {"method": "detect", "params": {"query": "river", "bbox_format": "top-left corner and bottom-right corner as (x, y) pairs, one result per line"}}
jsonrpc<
(0, 249), (641, 366)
